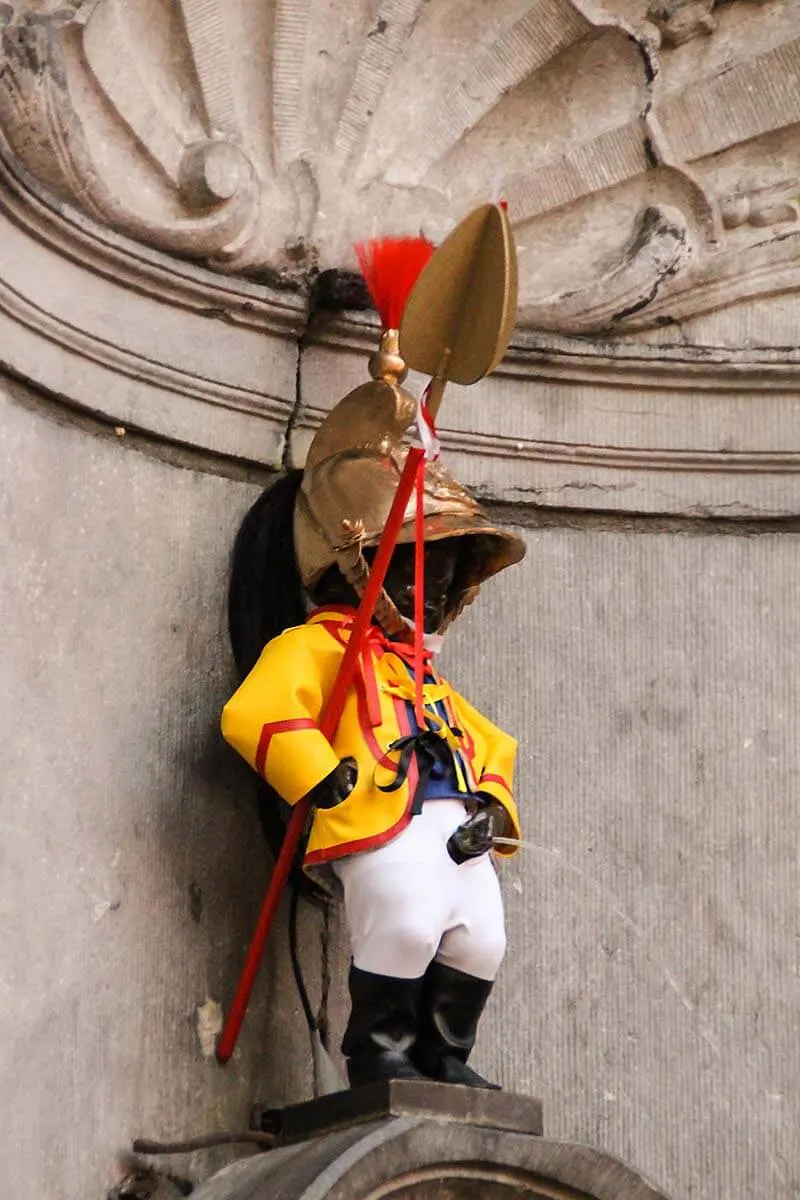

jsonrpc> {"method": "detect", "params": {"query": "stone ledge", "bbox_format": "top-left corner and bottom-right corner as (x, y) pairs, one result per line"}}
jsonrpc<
(192, 1083), (671, 1200)
(253, 1078), (544, 1145)
(3, 147), (800, 517)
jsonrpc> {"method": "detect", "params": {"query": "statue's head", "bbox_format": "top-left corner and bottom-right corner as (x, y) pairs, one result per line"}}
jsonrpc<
(294, 329), (525, 637)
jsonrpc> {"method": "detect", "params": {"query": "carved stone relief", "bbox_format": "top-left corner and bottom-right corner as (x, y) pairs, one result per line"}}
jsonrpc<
(0, 0), (797, 341)
(646, 0), (769, 48)
(0, 0), (799, 520)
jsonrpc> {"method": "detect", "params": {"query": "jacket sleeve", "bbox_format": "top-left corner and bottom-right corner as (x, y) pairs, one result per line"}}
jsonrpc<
(452, 690), (522, 852)
(220, 624), (343, 806)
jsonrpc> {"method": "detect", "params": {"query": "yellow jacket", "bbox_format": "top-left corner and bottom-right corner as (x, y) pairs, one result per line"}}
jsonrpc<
(221, 607), (520, 866)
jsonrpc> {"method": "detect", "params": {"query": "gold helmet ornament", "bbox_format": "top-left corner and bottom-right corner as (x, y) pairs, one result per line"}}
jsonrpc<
(293, 203), (526, 637)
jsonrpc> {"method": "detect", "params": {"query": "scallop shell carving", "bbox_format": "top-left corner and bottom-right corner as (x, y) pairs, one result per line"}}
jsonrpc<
(0, 0), (799, 336)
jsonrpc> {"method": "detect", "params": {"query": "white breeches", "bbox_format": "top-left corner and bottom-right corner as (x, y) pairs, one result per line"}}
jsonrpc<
(333, 799), (506, 982)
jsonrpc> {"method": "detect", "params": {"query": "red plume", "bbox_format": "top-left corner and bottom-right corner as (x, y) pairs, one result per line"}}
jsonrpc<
(354, 236), (434, 330)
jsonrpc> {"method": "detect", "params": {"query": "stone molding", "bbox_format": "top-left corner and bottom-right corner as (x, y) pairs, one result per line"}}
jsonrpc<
(1, 142), (800, 517)
(0, 1), (799, 341)
(295, 316), (800, 516)
(0, 145), (304, 464)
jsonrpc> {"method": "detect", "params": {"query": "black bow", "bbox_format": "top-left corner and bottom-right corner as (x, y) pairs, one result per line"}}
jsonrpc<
(377, 730), (460, 814)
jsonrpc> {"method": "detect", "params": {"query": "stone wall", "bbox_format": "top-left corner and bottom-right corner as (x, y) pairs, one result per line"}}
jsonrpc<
(3, 371), (799, 1200)
(0, 380), (316, 1197)
(1, 3), (800, 1197)
(434, 519), (800, 1199)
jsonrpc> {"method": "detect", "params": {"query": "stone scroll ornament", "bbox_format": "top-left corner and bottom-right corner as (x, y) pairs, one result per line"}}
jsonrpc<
(217, 203), (527, 1091)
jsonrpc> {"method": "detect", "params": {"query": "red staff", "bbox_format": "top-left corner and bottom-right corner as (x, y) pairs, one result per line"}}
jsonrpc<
(216, 202), (517, 1065)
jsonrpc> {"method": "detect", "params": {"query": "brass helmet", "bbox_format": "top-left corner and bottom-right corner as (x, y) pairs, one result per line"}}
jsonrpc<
(295, 204), (526, 635)
(293, 333), (525, 635)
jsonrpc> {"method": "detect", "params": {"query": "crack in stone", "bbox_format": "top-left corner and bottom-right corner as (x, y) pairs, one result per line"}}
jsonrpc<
(281, 337), (303, 472)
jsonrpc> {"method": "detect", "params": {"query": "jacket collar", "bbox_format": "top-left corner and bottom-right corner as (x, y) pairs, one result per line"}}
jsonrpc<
(306, 606), (435, 728)
(306, 605), (360, 627)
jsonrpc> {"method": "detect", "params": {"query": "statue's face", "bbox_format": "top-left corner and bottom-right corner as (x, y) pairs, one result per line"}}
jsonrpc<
(382, 539), (460, 634)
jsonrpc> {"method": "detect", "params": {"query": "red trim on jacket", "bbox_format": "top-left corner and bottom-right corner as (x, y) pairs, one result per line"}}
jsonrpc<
(480, 772), (511, 792)
(255, 718), (316, 776)
(353, 644), (385, 765)
(304, 678), (420, 866)
(315, 613), (429, 732)
(304, 806), (414, 864)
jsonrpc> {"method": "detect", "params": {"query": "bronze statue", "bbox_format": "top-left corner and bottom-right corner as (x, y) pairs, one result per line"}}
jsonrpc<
(219, 205), (526, 1090)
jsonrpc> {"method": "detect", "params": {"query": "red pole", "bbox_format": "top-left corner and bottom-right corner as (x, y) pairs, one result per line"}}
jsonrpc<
(216, 447), (425, 1064)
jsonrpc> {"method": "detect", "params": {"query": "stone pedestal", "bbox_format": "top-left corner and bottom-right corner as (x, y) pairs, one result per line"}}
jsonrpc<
(193, 1081), (671, 1199)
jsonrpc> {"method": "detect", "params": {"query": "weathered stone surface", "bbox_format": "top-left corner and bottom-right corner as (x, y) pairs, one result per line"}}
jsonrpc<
(1, 6), (799, 1200)
(4, 142), (800, 519)
(193, 1092), (670, 1198)
(3, 374), (800, 1200)
(0, 378), (319, 1199)
(1, 0), (799, 342)
(0, 150), (302, 467)
(293, 315), (800, 517)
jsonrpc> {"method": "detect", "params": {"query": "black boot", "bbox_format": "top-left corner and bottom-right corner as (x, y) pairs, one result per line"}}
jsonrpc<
(412, 961), (501, 1089)
(342, 964), (427, 1087)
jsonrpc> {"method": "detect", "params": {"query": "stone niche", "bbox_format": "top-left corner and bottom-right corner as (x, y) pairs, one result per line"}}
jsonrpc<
(1, 5), (800, 1200)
